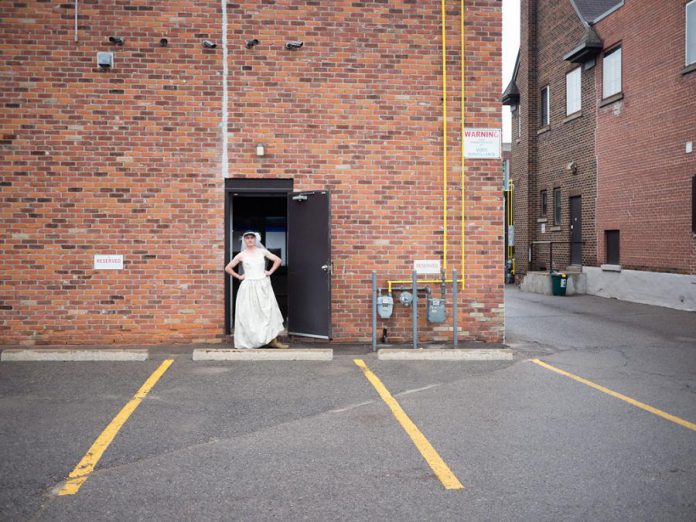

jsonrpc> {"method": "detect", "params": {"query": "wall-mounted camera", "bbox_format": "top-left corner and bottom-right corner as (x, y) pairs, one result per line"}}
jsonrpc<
(108, 36), (124, 46)
(285, 40), (304, 50)
(160, 38), (168, 47)
(202, 40), (217, 48)
(246, 39), (259, 49)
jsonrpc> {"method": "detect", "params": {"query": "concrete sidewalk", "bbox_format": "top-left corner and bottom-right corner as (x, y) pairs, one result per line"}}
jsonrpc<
(1, 340), (513, 362)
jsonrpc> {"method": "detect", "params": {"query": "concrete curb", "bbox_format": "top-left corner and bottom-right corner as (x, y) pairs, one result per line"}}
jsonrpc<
(192, 348), (333, 361)
(0, 349), (149, 362)
(377, 348), (513, 361)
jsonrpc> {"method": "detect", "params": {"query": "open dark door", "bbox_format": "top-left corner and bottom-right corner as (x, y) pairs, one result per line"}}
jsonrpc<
(287, 191), (331, 339)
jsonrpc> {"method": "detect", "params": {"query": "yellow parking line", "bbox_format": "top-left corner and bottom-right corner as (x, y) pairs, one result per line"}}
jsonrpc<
(530, 359), (696, 433)
(353, 359), (463, 490)
(58, 359), (174, 495)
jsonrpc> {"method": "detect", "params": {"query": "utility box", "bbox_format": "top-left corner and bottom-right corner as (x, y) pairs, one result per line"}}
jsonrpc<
(427, 297), (446, 323)
(377, 295), (394, 319)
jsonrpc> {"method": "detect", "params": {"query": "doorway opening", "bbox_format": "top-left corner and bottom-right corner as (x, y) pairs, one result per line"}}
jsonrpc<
(224, 179), (332, 339)
(224, 179), (292, 335)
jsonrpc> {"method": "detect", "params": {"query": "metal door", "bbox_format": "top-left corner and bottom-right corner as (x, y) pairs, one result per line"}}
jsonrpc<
(287, 191), (331, 338)
(570, 196), (582, 265)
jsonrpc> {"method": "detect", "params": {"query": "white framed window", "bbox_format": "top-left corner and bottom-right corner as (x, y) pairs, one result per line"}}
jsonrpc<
(566, 67), (582, 115)
(687, 0), (696, 66)
(540, 86), (550, 127)
(602, 46), (622, 99)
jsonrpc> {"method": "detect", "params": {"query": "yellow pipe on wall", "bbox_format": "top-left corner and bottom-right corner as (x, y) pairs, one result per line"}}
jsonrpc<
(441, 0), (448, 272)
(460, 0), (466, 288)
(386, 0), (468, 292)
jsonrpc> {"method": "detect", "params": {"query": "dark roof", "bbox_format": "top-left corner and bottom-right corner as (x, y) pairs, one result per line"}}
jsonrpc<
(501, 51), (520, 106)
(563, 25), (603, 63)
(570, 0), (623, 24)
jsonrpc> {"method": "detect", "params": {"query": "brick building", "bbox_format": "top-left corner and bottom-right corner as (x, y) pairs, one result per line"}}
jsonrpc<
(1, 1), (504, 346)
(503, 0), (696, 310)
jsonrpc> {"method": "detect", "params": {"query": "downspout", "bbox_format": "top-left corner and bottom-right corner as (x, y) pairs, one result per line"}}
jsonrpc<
(221, 0), (229, 178)
(74, 0), (78, 43)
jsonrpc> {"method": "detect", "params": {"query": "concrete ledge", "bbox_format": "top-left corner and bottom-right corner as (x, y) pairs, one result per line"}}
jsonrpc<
(1, 349), (148, 362)
(192, 348), (333, 361)
(378, 348), (513, 361)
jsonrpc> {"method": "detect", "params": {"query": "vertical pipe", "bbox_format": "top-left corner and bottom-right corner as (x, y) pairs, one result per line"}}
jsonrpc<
(453, 269), (458, 348)
(460, 0), (466, 288)
(221, 0), (229, 178)
(74, 0), (78, 43)
(441, 0), (448, 272)
(372, 272), (377, 352)
(412, 271), (418, 349)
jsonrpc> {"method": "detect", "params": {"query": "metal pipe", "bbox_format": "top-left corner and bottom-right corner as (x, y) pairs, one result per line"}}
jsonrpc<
(441, 0), (448, 272)
(412, 271), (418, 349)
(74, 0), (78, 43)
(372, 271), (377, 352)
(453, 269), (458, 348)
(460, 0), (466, 288)
(220, 0), (229, 178)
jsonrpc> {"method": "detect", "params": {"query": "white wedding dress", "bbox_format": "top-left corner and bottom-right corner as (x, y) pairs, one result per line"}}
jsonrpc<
(234, 250), (284, 349)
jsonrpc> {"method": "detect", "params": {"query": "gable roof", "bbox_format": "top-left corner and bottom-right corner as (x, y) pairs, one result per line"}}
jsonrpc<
(570, 0), (623, 25)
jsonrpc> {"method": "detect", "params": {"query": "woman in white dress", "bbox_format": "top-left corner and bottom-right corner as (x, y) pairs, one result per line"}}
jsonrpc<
(225, 231), (288, 349)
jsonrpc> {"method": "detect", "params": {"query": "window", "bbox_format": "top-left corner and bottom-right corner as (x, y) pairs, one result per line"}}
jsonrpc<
(553, 188), (561, 225)
(540, 190), (548, 216)
(540, 86), (550, 126)
(605, 230), (620, 264)
(566, 68), (582, 115)
(602, 46), (622, 99)
(688, 1), (696, 66)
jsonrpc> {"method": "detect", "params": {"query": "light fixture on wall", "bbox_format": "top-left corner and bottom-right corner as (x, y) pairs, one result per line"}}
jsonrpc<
(255, 143), (266, 157)
(566, 161), (577, 175)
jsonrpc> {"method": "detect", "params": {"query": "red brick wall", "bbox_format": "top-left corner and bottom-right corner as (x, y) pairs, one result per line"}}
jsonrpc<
(512, 0), (598, 276)
(1, 0), (503, 345)
(594, 1), (696, 274)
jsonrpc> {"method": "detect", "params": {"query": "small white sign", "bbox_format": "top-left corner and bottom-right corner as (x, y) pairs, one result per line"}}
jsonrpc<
(94, 254), (123, 270)
(464, 128), (502, 159)
(414, 259), (441, 275)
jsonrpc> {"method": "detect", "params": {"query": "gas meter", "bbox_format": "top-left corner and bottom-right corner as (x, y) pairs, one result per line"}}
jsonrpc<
(377, 295), (394, 319)
(427, 297), (446, 323)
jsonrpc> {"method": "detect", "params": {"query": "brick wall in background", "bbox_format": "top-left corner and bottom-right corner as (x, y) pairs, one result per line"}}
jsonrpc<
(594, 2), (696, 274)
(1, 0), (503, 345)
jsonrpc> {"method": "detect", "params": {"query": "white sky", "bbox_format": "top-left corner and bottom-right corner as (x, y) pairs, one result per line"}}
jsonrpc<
(502, 0), (520, 143)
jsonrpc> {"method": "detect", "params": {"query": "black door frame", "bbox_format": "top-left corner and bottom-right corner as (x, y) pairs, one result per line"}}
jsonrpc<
(224, 179), (293, 335)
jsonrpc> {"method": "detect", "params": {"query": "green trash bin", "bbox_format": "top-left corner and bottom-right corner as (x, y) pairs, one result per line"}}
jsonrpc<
(551, 272), (568, 296)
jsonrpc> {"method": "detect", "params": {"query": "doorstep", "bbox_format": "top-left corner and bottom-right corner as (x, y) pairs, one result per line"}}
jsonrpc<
(192, 348), (333, 361)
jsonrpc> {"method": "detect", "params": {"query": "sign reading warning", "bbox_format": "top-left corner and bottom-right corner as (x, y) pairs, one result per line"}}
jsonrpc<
(464, 128), (501, 159)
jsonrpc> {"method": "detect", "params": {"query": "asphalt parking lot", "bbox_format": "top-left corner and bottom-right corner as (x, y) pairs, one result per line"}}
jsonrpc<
(1, 289), (695, 521)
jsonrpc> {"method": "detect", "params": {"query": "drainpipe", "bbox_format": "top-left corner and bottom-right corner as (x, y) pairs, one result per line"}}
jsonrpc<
(221, 0), (229, 178)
